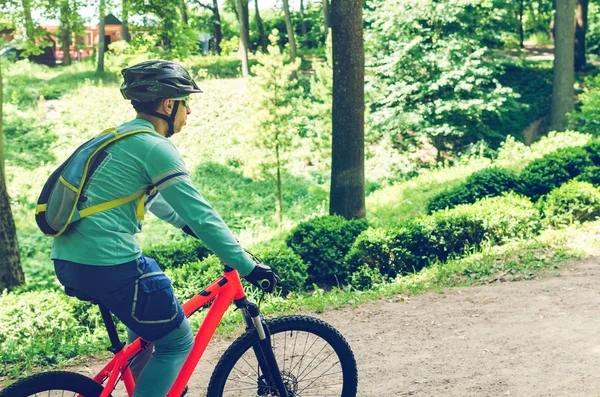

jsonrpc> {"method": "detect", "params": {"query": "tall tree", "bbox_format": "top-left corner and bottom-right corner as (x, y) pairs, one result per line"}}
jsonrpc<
(97, 0), (106, 73)
(574, 0), (589, 71)
(518, 0), (524, 48)
(299, 0), (308, 37)
(193, 0), (223, 54)
(254, 0), (267, 52)
(329, 0), (365, 219)
(322, 0), (330, 41)
(550, 0), (576, 131)
(282, 0), (297, 61)
(236, 0), (249, 78)
(21, 0), (36, 46)
(59, 0), (73, 65)
(0, 60), (25, 292)
(181, 0), (189, 24)
(122, 0), (131, 41)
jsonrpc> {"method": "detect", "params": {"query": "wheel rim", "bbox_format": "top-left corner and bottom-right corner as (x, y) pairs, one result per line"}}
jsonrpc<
(221, 329), (346, 396)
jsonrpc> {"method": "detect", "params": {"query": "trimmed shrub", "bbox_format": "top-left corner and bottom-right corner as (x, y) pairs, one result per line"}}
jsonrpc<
(347, 193), (540, 281)
(427, 167), (523, 213)
(541, 181), (600, 226)
(519, 146), (593, 200)
(286, 215), (369, 285)
(345, 223), (434, 278)
(576, 166), (600, 186)
(254, 244), (308, 296)
(144, 239), (210, 270)
(427, 185), (472, 213)
(584, 140), (600, 166)
(428, 209), (486, 261)
(456, 193), (542, 243)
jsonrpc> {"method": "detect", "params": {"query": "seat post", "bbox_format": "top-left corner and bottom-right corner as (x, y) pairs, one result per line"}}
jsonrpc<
(98, 303), (124, 354)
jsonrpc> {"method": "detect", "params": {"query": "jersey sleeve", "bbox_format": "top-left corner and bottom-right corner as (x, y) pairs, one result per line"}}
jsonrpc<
(144, 142), (256, 276)
(147, 192), (186, 229)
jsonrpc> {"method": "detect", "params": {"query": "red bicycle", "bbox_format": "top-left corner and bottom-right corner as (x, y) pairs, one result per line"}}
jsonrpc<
(0, 266), (358, 397)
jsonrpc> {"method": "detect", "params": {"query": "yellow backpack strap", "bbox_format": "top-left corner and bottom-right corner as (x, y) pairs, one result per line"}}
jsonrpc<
(79, 189), (146, 219)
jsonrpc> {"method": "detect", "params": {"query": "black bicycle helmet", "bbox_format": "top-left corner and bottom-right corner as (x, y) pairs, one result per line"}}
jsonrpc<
(120, 60), (202, 138)
(120, 60), (202, 102)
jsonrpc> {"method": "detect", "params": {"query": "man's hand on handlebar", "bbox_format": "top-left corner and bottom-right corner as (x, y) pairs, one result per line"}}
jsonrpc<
(244, 263), (280, 293)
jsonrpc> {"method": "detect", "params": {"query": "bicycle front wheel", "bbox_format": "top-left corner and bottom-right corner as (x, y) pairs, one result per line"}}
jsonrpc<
(207, 315), (358, 397)
(0, 371), (104, 397)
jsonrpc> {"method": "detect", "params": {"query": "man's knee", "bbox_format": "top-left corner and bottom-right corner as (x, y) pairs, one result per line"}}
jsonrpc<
(154, 318), (194, 358)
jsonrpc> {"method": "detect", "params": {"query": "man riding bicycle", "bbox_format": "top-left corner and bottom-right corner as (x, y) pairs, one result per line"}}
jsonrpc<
(52, 60), (279, 397)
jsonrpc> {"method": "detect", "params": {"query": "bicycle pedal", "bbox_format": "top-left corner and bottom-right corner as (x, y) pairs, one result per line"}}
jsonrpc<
(180, 385), (188, 397)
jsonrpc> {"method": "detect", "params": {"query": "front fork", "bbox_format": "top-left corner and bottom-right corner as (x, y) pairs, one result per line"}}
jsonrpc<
(235, 298), (289, 397)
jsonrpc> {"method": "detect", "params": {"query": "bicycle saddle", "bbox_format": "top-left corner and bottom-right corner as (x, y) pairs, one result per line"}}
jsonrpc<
(64, 287), (98, 304)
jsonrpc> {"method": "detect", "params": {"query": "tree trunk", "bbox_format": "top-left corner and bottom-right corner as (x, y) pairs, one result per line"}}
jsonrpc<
(300, 0), (308, 38)
(97, 0), (106, 73)
(212, 0), (222, 54)
(519, 0), (525, 48)
(181, 0), (189, 24)
(276, 142), (283, 227)
(0, 62), (25, 292)
(242, 0), (250, 51)
(550, 0), (576, 132)
(122, 0), (131, 41)
(574, 0), (589, 71)
(329, 0), (365, 220)
(255, 0), (267, 52)
(21, 0), (36, 46)
(323, 0), (330, 42)
(236, 0), (249, 78)
(59, 1), (72, 66)
(282, 0), (297, 61)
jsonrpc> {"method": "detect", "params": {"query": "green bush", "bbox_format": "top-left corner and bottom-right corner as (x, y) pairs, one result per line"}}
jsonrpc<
(143, 239), (210, 270)
(165, 255), (224, 301)
(254, 244), (308, 296)
(576, 166), (600, 186)
(286, 215), (369, 285)
(569, 73), (600, 135)
(427, 166), (523, 213)
(458, 193), (542, 243)
(541, 181), (600, 226)
(0, 290), (106, 376)
(345, 221), (435, 278)
(519, 146), (593, 200)
(426, 185), (472, 213)
(347, 193), (540, 281)
(583, 139), (600, 166)
(428, 210), (486, 261)
(349, 264), (384, 290)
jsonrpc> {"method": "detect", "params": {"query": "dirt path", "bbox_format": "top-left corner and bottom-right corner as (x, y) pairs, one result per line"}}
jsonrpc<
(70, 256), (600, 396)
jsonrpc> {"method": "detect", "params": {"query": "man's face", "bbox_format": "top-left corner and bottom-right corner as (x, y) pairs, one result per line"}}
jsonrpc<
(172, 97), (191, 134)
(162, 97), (191, 135)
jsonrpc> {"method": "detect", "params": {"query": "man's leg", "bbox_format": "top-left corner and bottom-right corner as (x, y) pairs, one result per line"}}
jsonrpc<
(132, 318), (194, 397)
(127, 329), (153, 381)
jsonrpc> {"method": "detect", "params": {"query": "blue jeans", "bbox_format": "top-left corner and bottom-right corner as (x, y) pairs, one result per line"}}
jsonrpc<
(54, 256), (194, 397)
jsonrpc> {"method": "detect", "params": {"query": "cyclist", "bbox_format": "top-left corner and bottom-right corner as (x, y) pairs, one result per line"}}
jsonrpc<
(51, 60), (279, 397)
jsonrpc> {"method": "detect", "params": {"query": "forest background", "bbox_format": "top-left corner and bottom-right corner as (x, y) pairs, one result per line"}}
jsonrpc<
(3, 0), (600, 381)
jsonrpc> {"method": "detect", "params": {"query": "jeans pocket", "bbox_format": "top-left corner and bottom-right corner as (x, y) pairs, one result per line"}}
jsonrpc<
(132, 272), (179, 324)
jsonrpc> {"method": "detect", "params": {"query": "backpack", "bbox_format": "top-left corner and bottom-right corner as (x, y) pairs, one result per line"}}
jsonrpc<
(35, 127), (155, 237)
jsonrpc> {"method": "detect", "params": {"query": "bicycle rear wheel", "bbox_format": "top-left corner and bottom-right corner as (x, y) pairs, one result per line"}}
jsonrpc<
(207, 315), (358, 397)
(0, 371), (104, 397)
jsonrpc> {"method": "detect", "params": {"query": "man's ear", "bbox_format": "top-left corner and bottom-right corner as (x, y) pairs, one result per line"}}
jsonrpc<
(161, 98), (174, 115)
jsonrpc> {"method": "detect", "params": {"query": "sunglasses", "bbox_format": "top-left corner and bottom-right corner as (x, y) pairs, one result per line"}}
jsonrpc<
(173, 97), (190, 109)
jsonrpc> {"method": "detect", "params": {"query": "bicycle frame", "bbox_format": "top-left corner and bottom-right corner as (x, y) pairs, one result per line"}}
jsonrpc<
(91, 268), (248, 397)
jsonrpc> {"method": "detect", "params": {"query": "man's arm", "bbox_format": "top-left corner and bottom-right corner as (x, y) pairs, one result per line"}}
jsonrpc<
(145, 142), (256, 276)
